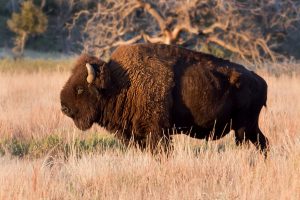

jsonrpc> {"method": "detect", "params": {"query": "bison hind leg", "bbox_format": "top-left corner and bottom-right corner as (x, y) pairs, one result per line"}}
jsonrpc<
(248, 127), (269, 157)
(234, 118), (269, 157)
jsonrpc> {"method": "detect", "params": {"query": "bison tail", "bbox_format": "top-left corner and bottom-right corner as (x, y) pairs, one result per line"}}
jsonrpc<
(263, 80), (268, 108)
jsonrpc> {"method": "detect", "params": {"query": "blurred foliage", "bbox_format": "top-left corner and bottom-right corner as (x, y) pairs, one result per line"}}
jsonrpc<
(7, 1), (48, 58)
(199, 44), (233, 60)
(7, 1), (47, 35)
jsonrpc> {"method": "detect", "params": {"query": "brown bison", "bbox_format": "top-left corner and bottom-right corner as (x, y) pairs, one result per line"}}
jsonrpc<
(60, 43), (269, 153)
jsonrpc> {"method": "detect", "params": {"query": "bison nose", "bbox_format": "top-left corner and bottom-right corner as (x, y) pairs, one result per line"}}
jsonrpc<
(61, 105), (72, 116)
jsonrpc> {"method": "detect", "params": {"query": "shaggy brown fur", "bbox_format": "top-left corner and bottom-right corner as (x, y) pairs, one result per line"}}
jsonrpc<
(60, 43), (269, 153)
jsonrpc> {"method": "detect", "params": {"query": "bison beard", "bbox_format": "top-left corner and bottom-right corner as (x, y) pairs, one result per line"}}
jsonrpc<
(60, 43), (269, 155)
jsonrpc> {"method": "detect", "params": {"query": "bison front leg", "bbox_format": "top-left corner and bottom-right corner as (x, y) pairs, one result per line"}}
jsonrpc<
(132, 121), (171, 153)
(145, 129), (171, 153)
(234, 127), (249, 146)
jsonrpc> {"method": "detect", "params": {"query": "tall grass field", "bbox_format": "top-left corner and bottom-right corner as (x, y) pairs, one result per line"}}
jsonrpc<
(0, 58), (299, 199)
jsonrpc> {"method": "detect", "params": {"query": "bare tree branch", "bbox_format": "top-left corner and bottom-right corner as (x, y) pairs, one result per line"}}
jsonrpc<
(67, 0), (300, 64)
(137, 0), (166, 32)
(202, 21), (229, 34)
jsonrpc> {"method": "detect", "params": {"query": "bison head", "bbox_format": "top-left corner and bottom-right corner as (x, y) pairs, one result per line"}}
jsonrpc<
(60, 54), (111, 130)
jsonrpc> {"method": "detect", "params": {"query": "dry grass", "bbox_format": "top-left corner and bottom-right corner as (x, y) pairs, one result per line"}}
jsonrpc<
(0, 64), (300, 199)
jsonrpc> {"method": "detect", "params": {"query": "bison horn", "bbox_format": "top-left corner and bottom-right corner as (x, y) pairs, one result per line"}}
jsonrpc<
(86, 63), (95, 83)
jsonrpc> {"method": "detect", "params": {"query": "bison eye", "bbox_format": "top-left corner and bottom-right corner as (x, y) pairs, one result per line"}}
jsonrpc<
(76, 87), (84, 95)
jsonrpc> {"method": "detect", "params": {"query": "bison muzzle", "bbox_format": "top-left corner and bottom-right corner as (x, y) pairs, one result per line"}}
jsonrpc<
(60, 43), (269, 154)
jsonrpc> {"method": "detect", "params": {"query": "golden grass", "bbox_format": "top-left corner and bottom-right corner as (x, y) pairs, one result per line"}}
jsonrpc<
(0, 57), (73, 73)
(0, 67), (300, 199)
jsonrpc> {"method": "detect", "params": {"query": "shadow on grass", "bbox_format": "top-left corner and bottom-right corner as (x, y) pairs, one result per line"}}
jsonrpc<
(0, 134), (124, 159)
(0, 132), (241, 159)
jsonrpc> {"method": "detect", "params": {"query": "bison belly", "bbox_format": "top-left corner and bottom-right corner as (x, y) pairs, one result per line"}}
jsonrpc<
(172, 65), (234, 139)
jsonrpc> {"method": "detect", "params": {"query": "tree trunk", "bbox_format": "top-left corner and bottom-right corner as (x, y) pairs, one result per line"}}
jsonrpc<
(20, 32), (28, 57)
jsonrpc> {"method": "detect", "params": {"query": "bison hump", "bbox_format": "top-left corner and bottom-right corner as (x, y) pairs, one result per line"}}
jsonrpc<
(129, 55), (174, 106)
(125, 55), (175, 132)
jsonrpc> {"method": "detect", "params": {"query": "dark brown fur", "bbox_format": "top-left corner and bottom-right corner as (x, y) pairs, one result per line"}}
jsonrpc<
(60, 43), (269, 153)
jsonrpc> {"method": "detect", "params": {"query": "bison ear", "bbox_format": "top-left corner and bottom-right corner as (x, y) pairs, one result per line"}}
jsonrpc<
(94, 63), (111, 90)
(86, 62), (110, 89)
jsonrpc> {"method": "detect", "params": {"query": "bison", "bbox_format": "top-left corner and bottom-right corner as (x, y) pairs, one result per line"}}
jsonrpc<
(60, 43), (269, 153)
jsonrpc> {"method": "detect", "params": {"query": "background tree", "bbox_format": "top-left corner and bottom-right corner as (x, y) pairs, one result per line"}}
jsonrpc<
(7, 0), (48, 58)
(67, 0), (300, 66)
(1, 0), (300, 65)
